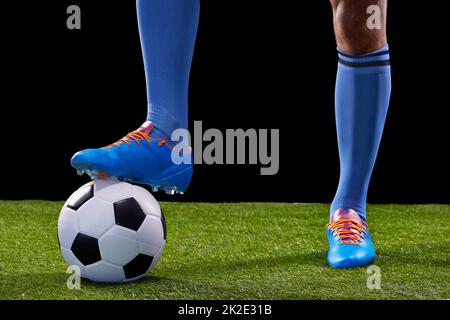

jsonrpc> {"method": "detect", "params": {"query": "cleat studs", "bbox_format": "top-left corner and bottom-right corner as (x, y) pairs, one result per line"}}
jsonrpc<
(165, 188), (176, 195)
(86, 170), (98, 180)
(151, 186), (159, 192)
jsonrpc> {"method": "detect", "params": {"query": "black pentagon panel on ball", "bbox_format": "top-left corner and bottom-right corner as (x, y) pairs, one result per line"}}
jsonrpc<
(71, 233), (101, 265)
(123, 253), (154, 279)
(161, 209), (167, 240)
(67, 184), (94, 210)
(113, 198), (146, 231)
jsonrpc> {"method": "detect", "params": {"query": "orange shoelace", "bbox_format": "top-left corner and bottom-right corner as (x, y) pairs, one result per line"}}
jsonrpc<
(326, 218), (368, 245)
(106, 130), (170, 149)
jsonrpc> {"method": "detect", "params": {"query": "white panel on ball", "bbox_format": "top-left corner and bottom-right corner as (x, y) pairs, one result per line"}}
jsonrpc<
(58, 207), (79, 249)
(99, 226), (140, 266)
(77, 198), (115, 238)
(140, 240), (163, 257)
(94, 179), (136, 202)
(137, 215), (165, 248)
(85, 261), (126, 283)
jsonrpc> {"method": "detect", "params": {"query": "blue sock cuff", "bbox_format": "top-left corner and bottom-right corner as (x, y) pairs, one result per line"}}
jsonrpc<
(337, 44), (390, 72)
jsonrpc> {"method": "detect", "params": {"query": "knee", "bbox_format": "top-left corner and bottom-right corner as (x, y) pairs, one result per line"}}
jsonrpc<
(331, 0), (387, 55)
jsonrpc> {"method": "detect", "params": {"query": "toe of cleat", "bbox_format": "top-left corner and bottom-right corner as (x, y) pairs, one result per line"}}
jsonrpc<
(327, 245), (376, 268)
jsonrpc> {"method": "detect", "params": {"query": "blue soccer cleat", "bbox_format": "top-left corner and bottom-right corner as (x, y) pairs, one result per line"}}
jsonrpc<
(326, 208), (376, 268)
(71, 121), (192, 194)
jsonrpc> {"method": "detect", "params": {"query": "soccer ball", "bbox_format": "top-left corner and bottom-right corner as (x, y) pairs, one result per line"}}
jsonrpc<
(57, 179), (166, 283)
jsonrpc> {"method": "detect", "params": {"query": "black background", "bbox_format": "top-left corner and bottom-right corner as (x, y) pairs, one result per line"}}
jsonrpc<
(1, 1), (449, 203)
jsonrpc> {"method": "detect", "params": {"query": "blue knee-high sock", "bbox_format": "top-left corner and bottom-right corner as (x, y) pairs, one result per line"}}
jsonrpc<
(331, 44), (391, 220)
(136, 0), (199, 140)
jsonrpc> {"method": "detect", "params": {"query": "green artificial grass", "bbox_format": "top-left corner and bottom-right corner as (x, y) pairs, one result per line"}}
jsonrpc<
(0, 201), (449, 300)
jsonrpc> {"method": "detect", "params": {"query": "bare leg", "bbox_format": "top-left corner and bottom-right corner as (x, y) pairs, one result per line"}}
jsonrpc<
(330, 0), (387, 55)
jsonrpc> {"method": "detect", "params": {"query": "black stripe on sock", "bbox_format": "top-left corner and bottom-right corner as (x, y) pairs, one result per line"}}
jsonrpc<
(338, 58), (391, 68)
(338, 50), (389, 59)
